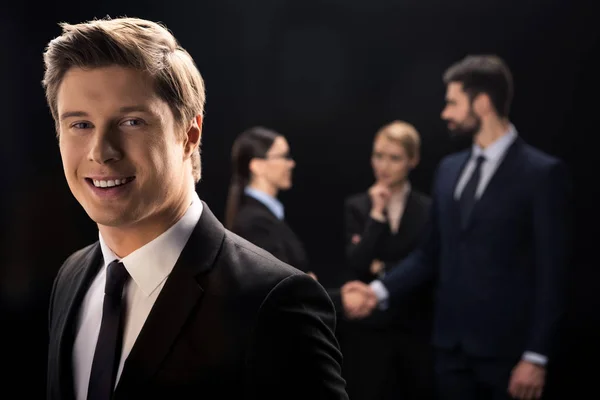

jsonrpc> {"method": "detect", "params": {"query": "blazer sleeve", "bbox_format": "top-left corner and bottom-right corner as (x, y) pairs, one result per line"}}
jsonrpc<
(526, 160), (572, 358)
(235, 215), (290, 264)
(381, 166), (442, 303)
(245, 274), (348, 400)
(325, 288), (344, 316)
(344, 197), (388, 280)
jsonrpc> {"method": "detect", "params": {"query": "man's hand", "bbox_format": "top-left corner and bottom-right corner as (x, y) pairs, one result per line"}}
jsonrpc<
(341, 281), (377, 319)
(507, 360), (546, 399)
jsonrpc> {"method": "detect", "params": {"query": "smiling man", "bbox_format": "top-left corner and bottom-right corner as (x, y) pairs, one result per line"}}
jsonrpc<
(43, 17), (347, 400)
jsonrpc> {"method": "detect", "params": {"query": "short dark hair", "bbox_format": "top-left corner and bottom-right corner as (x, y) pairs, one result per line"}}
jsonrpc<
(443, 55), (513, 118)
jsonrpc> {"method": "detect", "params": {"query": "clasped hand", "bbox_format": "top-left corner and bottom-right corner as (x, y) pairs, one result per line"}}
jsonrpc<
(341, 281), (377, 319)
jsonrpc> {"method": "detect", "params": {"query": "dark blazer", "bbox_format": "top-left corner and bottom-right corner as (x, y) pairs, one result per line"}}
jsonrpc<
(47, 203), (348, 400)
(344, 188), (434, 334)
(383, 137), (572, 360)
(231, 195), (345, 313)
(232, 195), (309, 273)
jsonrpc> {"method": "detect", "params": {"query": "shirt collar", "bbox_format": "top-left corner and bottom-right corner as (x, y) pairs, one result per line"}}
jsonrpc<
(472, 123), (518, 162)
(244, 186), (284, 220)
(98, 191), (203, 297)
(389, 181), (411, 202)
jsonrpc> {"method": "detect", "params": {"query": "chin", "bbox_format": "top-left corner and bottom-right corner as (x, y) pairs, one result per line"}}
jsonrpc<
(84, 206), (131, 228)
(279, 181), (292, 191)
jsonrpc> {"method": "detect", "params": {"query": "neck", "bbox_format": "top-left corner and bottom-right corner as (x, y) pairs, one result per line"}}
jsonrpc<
(474, 116), (510, 149)
(98, 186), (194, 258)
(248, 181), (278, 198)
(389, 179), (408, 195)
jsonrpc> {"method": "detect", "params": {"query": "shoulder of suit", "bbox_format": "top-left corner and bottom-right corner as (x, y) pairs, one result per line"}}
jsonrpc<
(519, 141), (565, 170)
(56, 242), (98, 281)
(222, 230), (304, 280)
(440, 149), (470, 168)
(235, 202), (279, 225)
(344, 192), (369, 208)
(409, 188), (432, 206)
(64, 242), (97, 265)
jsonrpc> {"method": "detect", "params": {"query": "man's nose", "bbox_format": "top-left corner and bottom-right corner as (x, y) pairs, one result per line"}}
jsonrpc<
(88, 128), (123, 164)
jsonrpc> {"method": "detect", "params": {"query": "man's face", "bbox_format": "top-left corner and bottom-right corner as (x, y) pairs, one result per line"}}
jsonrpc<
(441, 82), (481, 137)
(56, 65), (197, 229)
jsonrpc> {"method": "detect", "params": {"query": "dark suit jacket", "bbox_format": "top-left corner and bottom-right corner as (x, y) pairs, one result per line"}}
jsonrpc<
(231, 195), (345, 314)
(232, 195), (309, 273)
(47, 203), (348, 400)
(344, 189), (434, 334)
(382, 137), (572, 360)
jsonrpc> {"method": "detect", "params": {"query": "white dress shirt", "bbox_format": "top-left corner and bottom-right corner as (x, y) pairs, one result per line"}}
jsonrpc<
(386, 182), (411, 234)
(370, 125), (548, 365)
(72, 192), (203, 400)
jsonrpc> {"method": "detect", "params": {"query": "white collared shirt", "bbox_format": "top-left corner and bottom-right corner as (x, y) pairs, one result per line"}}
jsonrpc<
(72, 192), (203, 400)
(454, 124), (518, 199)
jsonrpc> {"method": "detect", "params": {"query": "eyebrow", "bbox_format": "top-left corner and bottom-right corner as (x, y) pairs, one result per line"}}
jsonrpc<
(59, 105), (153, 121)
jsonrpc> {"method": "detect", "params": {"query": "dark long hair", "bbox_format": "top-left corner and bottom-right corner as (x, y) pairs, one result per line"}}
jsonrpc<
(225, 126), (280, 230)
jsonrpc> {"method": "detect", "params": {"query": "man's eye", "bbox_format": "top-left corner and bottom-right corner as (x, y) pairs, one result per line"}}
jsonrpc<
(122, 119), (145, 127)
(72, 122), (91, 129)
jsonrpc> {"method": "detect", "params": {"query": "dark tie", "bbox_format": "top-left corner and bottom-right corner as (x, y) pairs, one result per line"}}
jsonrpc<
(87, 261), (129, 400)
(459, 155), (486, 228)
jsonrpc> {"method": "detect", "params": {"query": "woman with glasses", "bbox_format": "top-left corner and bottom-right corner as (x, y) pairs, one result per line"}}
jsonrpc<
(225, 126), (314, 277)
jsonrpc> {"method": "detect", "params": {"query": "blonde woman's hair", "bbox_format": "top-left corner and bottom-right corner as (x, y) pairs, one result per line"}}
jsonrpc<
(375, 120), (421, 160)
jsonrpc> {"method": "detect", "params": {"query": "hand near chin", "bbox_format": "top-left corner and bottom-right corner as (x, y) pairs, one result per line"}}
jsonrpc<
(368, 183), (391, 219)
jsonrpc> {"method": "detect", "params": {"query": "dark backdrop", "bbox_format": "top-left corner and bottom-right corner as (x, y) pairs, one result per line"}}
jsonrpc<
(1, 0), (597, 397)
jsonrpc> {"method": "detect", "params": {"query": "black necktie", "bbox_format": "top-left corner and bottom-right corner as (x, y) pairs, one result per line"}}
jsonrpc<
(87, 261), (129, 400)
(459, 155), (486, 228)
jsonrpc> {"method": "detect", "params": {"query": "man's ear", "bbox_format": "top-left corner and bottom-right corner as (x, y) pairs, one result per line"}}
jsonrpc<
(472, 93), (492, 116)
(184, 114), (202, 158)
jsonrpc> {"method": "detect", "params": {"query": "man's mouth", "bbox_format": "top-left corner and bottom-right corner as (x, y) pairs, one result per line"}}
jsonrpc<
(85, 176), (136, 188)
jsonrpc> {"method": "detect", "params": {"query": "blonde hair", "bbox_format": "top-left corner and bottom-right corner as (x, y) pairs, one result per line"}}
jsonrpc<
(41, 16), (205, 182)
(375, 120), (421, 159)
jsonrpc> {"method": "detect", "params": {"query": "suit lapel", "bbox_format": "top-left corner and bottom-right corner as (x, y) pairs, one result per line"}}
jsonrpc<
(56, 243), (103, 400)
(393, 191), (420, 247)
(463, 138), (523, 231)
(441, 152), (471, 234)
(115, 203), (225, 396)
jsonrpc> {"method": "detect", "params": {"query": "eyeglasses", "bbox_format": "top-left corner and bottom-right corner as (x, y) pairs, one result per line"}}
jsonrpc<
(262, 152), (293, 161)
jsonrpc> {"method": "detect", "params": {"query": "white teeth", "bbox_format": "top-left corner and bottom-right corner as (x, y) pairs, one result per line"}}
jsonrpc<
(92, 178), (131, 188)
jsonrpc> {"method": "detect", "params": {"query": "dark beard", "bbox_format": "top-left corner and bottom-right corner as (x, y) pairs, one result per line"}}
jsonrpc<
(448, 110), (481, 138)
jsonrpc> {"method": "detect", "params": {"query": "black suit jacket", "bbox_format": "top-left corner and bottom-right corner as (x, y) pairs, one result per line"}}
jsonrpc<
(383, 137), (572, 360)
(47, 203), (348, 400)
(232, 195), (309, 273)
(231, 195), (345, 314)
(344, 189), (434, 334)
